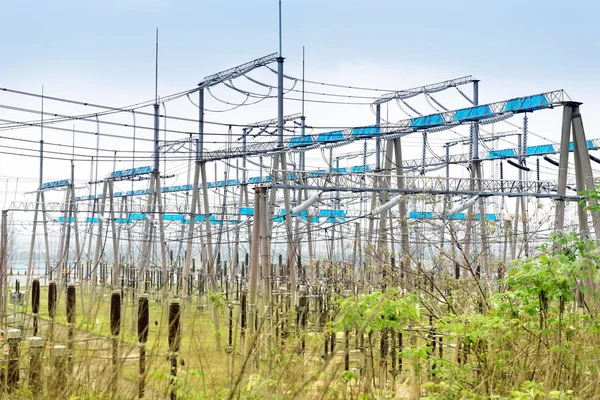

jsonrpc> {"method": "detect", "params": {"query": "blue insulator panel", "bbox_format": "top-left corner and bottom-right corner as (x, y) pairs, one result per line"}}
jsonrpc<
(110, 166), (152, 178)
(409, 211), (434, 219)
(164, 214), (185, 222)
(351, 125), (381, 138)
(319, 209), (346, 217)
(309, 170), (327, 177)
(227, 179), (240, 186)
(316, 130), (344, 143)
(289, 136), (314, 147)
(488, 149), (517, 159)
(410, 114), (444, 128)
(240, 207), (254, 215)
(350, 165), (371, 173)
(129, 213), (147, 220)
(503, 94), (549, 112)
(41, 179), (70, 190)
(526, 144), (554, 155)
(248, 177), (261, 184)
(87, 217), (100, 223)
(453, 105), (492, 121)
(331, 168), (347, 173)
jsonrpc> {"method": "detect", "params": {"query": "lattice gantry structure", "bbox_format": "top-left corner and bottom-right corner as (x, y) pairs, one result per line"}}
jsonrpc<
(0, 52), (597, 327)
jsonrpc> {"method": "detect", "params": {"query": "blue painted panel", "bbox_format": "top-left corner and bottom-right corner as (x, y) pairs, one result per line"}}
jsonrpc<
(452, 105), (492, 121)
(286, 173), (297, 180)
(263, 176), (273, 182)
(326, 217), (346, 223)
(227, 179), (240, 186)
(319, 209), (346, 217)
(521, 94), (549, 110)
(129, 213), (147, 220)
(41, 179), (70, 189)
(58, 217), (75, 222)
(288, 136), (314, 147)
(351, 125), (381, 137)
(569, 142), (574, 151)
(87, 217), (100, 223)
(409, 211), (434, 219)
(504, 94), (549, 112)
(587, 140), (594, 149)
(316, 130), (344, 143)
(164, 214), (185, 221)
(446, 213), (466, 220)
(240, 207), (254, 215)
(350, 165), (371, 173)
(331, 167), (347, 173)
(526, 144), (554, 155)
(309, 170), (327, 177)
(110, 166), (152, 178)
(114, 192), (123, 197)
(207, 182), (216, 188)
(488, 149), (516, 159)
(273, 216), (284, 222)
(410, 114), (444, 128)
(248, 177), (261, 184)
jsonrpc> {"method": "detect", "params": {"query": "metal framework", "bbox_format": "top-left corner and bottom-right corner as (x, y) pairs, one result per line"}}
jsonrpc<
(374, 76), (475, 105)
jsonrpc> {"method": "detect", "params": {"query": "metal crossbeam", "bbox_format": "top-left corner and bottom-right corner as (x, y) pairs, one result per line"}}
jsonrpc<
(198, 53), (279, 89)
(201, 90), (571, 162)
(403, 137), (600, 169)
(270, 183), (581, 201)
(374, 76), (475, 105)
(247, 113), (301, 128)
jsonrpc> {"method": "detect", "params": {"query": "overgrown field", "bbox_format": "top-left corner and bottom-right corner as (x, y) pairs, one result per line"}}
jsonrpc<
(3, 231), (600, 399)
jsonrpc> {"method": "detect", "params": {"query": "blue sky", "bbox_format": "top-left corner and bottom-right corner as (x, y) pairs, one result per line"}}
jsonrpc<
(1, 0), (599, 192)
(4, 0), (599, 98)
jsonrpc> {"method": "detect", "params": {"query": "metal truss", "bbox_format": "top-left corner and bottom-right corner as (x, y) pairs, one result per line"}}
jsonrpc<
(247, 113), (301, 128)
(8, 201), (230, 215)
(201, 90), (572, 162)
(197, 53), (279, 89)
(381, 90), (570, 134)
(270, 181), (581, 201)
(402, 137), (600, 169)
(374, 76), (475, 105)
